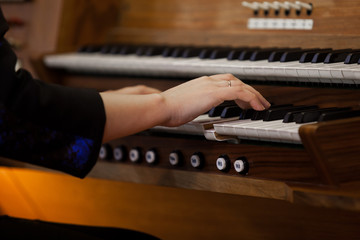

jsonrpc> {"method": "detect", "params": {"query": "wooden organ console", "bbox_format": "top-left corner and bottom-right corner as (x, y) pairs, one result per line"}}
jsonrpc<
(38, 0), (360, 239)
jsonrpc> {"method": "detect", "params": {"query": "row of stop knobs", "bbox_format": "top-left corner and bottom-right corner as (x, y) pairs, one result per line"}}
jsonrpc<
(99, 144), (249, 175)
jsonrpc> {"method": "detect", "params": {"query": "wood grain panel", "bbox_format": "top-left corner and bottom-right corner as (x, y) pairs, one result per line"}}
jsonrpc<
(299, 116), (360, 184)
(3, 167), (360, 240)
(56, 0), (121, 52)
(100, 134), (320, 183)
(51, 0), (360, 51)
(106, 0), (360, 49)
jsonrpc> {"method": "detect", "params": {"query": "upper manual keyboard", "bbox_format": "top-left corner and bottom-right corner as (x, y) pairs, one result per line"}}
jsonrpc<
(44, 44), (360, 85)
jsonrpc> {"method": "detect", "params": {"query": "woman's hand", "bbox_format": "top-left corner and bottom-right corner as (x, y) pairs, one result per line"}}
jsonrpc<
(100, 74), (270, 142)
(159, 74), (271, 127)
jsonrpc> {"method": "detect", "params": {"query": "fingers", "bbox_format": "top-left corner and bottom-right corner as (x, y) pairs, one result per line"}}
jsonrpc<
(209, 74), (271, 111)
(240, 84), (271, 109)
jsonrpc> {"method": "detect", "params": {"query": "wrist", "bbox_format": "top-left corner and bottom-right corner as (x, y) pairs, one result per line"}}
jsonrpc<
(153, 92), (171, 126)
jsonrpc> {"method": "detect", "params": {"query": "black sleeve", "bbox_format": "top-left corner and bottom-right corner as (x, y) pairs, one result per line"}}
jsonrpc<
(0, 8), (106, 178)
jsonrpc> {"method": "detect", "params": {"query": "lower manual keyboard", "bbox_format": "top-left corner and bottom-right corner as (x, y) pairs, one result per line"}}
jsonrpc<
(151, 103), (360, 144)
(213, 119), (309, 144)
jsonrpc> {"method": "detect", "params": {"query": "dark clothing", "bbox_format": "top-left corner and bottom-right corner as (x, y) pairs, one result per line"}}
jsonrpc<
(0, 8), (160, 240)
(0, 216), (160, 240)
(0, 8), (106, 178)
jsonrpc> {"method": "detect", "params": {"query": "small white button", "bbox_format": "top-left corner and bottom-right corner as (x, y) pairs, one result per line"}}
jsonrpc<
(113, 146), (126, 161)
(99, 144), (112, 160)
(169, 152), (180, 166)
(129, 148), (141, 163)
(190, 153), (203, 168)
(145, 149), (157, 164)
(99, 146), (107, 159)
(234, 158), (248, 174)
(216, 157), (227, 171)
(234, 160), (245, 173)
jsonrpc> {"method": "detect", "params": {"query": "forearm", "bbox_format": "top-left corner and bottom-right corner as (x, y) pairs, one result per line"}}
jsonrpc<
(100, 91), (168, 143)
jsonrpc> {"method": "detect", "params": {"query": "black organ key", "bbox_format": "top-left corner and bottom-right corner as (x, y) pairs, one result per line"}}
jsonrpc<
(251, 104), (293, 120)
(226, 47), (258, 60)
(318, 109), (360, 122)
(344, 52), (360, 64)
(238, 48), (261, 60)
(208, 101), (237, 117)
(171, 47), (190, 58)
(282, 106), (319, 123)
(144, 46), (167, 56)
(294, 107), (351, 123)
(210, 47), (236, 59)
(250, 48), (280, 61)
(263, 105), (318, 121)
(182, 47), (206, 58)
(280, 48), (321, 62)
(311, 49), (352, 63)
(268, 48), (301, 62)
(199, 46), (232, 59)
(268, 51), (287, 62)
(239, 109), (256, 120)
(293, 108), (337, 123)
(117, 45), (139, 55)
(299, 49), (332, 63)
(162, 46), (178, 57)
(100, 44), (114, 54)
(136, 46), (150, 56)
(78, 45), (102, 53)
(220, 106), (242, 118)
(227, 49), (243, 60)
(251, 110), (267, 120)
(199, 47), (218, 59)
(107, 45), (124, 54)
(324, 50), (360, 64)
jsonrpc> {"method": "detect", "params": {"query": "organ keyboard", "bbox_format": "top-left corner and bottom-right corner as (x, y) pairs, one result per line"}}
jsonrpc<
(153, 101), (360, 144)
(44, 45), (360, 85)
(38, 0), (360, 239)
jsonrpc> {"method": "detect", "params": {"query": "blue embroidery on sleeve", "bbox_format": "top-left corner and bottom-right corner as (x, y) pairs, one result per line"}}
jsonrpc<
(0, 103), (96, 176)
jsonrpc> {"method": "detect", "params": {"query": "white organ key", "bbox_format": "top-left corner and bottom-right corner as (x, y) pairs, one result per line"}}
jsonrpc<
(213, 118), (315, 144)
(296, 62), (313, 78)
(152, 113), (238, 136)
(303, 63), (332, 83)
(318, 63), (342, 80)
(253, 60), (279, 77)
(281, 123), (308, 143)
(243, 60), (269, 80)
(223, 59), (248, 78)
(343, 63), (360, 80)
(341, 64), (357, 79)
(267, 122), (297, 142)
(217, 120), (264, 140)
(190, 58), (228, 75)
(214, 119), (251, 135)
(242, 120), (293, 141)
(256, 120), (286, 141)
(212, 119), (246, 135)
(192, 114), (222, 123)
(259, 120), (303, 143)
(341, 64), (360, 84)
(274, 61), (303, 82)
(203, 129), (238, 142)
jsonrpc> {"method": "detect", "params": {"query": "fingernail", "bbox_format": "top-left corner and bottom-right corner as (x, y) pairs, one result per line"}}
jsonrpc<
(257, 105), (265, 111)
